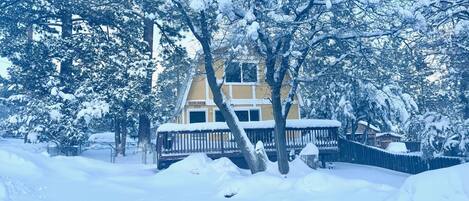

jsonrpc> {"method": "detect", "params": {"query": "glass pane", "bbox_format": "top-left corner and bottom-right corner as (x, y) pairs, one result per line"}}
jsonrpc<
(235, 110), (249, 122)
(189, 111), (206, 123)
(225, 62), (241, 82)
(215, 111), (225, 122)
(242, 63), (257, 82)
(249, 109), (260, 121)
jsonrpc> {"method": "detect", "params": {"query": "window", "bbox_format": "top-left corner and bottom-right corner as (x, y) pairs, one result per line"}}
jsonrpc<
(225, 62), (257, 83)
(249, 109), (260, 121)
(235, 111), (249, 122)
(225, 62), (241, 82)
(242, 63), (257, 82)
(189, 111), (206, 123)
(215, 109), (260, 122)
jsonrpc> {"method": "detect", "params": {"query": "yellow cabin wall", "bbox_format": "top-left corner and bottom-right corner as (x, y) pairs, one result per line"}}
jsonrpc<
(187, 78), (206, 100)
(179, 57), (301, 124)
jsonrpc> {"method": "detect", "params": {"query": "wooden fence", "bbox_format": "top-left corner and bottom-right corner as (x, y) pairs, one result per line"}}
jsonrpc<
(339, 138), (463, 174)
(404, 141), (421, 152)
(156, 126), (339, 169)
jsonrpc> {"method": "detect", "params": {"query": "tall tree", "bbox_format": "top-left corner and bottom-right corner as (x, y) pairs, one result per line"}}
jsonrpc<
(154, 0), (268, 173)
(0, 0), (149, 149)
(218, 0), (408, 174)
(137, 13), (155, 148)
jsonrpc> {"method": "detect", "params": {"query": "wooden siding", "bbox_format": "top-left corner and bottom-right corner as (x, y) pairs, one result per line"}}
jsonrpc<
(180, 57), (301, 124)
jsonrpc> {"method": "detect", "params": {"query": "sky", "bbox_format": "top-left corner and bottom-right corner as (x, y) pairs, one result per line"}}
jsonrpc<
(0, 57), (10, 78)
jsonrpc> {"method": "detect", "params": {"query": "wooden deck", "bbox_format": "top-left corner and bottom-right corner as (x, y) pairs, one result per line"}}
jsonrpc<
(156, 123), (339, 169)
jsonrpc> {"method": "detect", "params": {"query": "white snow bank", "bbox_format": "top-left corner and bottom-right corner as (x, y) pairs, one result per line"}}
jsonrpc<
(386, 142), (408, 153)
(160, 154), (398, 200)
(161, 153), (242, 177)
(392, 163), (469, 201)
(300, 143), (319, 156)
(0, 138), (413, 201)
(157, 119), (341, 132)
(0, 183), (5, 201)
(0, 143), (155, 201)
(0, 149), (41, 177)
(216, 158), (396, 200)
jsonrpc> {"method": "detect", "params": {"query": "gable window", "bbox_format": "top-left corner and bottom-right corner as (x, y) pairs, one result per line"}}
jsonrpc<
(215, 109), (260, 122)
(225, 62), (258, 83)
(189, 111), (206, 123)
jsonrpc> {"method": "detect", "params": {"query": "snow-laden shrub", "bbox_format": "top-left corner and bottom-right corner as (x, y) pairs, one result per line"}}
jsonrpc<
(406, 112), (468, 159)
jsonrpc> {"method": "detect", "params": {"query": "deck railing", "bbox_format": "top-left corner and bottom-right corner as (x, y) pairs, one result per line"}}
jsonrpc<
(156, 124), (339, 167)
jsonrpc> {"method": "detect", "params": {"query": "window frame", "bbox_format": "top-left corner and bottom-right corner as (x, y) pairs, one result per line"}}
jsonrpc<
(224, 61), (259, 85)
(213, 107), (262, 122)
(187, 109), (208, 124)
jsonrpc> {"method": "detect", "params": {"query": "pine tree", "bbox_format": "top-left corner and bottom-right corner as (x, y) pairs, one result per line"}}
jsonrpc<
(0, 0), (151, 150)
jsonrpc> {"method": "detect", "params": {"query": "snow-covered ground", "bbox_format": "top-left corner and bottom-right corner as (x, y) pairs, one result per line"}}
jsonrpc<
(0, 138), (467, 201)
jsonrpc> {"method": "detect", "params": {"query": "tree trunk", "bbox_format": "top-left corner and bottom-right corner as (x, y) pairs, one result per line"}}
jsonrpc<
(114, 117), (121, 157)
(60, 10), (73, 91)
(271, 86), (289, 174)
(23, 26), (33, 144)
(461, 70), (468, 119)
(138, 17), (154, 147)
(196, 13), (264, 174)
(121, 114), (127, 157)
(138, 114), (151, 147)
(173, 7), (265, 173)
(201, 45), (265, 172)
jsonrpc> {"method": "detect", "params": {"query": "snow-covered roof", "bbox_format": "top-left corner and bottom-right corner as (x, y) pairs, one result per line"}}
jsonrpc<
(174, 64), (197, 115)
(376, 132), (404, 138)
(358, 121), (381, 132)
(157, 119), (341, 132)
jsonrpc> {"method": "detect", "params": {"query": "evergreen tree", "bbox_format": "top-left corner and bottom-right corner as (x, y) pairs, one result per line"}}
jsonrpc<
(0, 0), (151, 150)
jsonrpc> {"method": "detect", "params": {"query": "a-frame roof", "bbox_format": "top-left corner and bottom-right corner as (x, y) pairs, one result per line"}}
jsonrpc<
(174, 51), (306, 114)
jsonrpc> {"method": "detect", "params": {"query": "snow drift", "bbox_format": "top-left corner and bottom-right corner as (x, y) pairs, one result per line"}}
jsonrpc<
(2, 138), (465, 201)
(392, 163), (469, 201)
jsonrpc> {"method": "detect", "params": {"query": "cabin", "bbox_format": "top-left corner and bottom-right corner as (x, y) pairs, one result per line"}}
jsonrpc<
(156, 50), (340, 169)
(376, 132), (403, 149)
(346, 121), (380, 145)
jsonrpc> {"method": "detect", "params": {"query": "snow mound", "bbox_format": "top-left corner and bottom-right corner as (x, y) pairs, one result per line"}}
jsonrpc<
(163, 154), (242, 176)
(386, 142), (408, 153)
(219, 159), (395, 199)
(392, 163), (469, 201)
(296, 171), (393, 193)
(300, 143), (319, 156)
(0, 183), (6, 201)
(218, 172), (287, 199)
(0, 149), (40, 177)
